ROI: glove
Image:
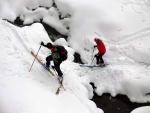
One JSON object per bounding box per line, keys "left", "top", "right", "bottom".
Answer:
{"left": 94, "top": 54, "right": 98, "bottom": 57}
{"left": 40, "top": 41, "right": 44, "bottom": 46}
{"left": 52, "top": 65, "right": 55, "bottom": 69}
{"left": 94, "top": 45, "right": 97, "bottom": 48}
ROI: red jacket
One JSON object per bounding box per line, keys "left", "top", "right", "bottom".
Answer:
{"left": 96, "top": 39, "right": 106, "bottom": 55}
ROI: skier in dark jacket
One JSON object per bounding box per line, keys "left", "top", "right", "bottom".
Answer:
{"left": 40, "top": 41, "right": 67, "bottom": 81}
{"left": 94, "top": 38, "right": 106, "bottom": 65}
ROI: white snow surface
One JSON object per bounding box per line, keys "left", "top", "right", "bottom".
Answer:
{"left": 131, "top": 106, "right": 150, "bottom": 113}
{"left": 0, "top": 0, "right": 150, "bottom": 113}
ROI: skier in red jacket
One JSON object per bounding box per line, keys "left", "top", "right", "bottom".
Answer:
{"left": 94, "top": 38, "right": 106, "bottom": 65}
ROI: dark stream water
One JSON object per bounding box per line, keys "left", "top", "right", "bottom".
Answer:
{"left": 92, "top": 93, "right": 150, "bottom": 113}
{"left": 90, "top": 82, "right": 150, "bottom": 113}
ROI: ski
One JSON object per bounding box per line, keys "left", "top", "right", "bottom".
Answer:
{"left": 31, "top": 51, "right": 65, "bottom": 94}
{"left": 31, "top": 51, "right": 55, "bottom": 76}
{"left": 80, "top": 64, "right": 107, "bottom": 68}
{"left": 53, "top": 70, "right": 66, "bottom": 94}
{"left": 56, "top": 81, "right": 65, "bottom": 95}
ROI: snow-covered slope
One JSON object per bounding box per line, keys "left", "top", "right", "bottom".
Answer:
{"left": 0, "top": 19, "right": 101, "bottom": 113}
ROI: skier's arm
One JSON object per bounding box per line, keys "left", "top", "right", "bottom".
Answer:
{"left": 40, "top": 41, "right": 45, "bottom": 46}
{"left": 40, "top": 41, "right": 49, "bottom": 48}
{"left": 97, "top": 52, "right": 101, "bottom": 55}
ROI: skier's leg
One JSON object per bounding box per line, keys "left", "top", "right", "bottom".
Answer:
{"left": 99, "top": 53, "right": 104, "bottom": 63}
{"left": 46, "top": 55, "right": 53, "bottom": 68}
{"left": 95, "top": 55, "right": 99, "bottom": 64}
{"left": 55, "top": 66, "right": 63, "bottom": 77}
{"left": 54, "top": 62, "right": 63, "bottom": 77}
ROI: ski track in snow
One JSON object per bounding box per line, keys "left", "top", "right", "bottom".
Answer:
{"left": 116, "top": 27, "right": 150, "bottom": 44}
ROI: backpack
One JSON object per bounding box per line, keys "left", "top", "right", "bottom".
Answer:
{"left": 56, "top": 45, "right": 68, "bottom": 61}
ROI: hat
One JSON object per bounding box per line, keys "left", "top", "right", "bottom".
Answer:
{"left": 94, "top": 38, "right": 99, "bottom": 42}
{"left": 46, "top": 43, "right": 53, "bottom": 48}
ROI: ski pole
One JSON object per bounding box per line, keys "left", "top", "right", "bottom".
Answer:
{"left": 86, "top": 56, "right": 95, "bottom": 73}
{"left": 29, "top": 45, "right": 42, "bottom": 72}
{"left": 91, "top": 47, "right": 95, "bottom": 60}
{"left": 86, "top": 47, "right": 95, "bottom": 73}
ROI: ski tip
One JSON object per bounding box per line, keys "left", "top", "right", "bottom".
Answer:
{"left": 56, "top": 88, "right": 60, "bottom": 95}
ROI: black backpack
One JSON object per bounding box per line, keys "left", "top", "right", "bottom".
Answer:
{"left": 56, "top": 45, "right": 68, "bottom": 61}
